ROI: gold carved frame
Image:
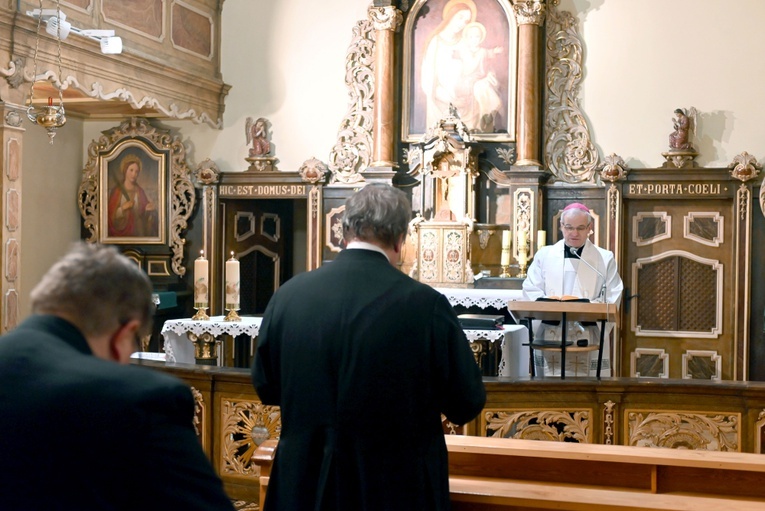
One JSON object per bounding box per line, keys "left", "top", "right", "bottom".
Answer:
{"left": 401, "top": 0, "right": 518, "bottom": 142}
{"left": 78, "top": 117, "right": 195, "bottom": 277}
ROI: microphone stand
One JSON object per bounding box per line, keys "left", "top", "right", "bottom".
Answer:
{"left": 569, "top": 247, "right": 607, "bottom": 303}
{"left": 570, "top": 246, "right": 610, "bottom": 378}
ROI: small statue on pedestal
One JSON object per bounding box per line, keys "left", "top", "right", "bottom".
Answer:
{"left": 662, "top": 107, "right": 698, "bottom": 169}
{"left": 245, "top": 117, "right": 277, "bottom": 171}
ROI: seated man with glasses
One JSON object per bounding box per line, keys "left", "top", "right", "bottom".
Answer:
{"left": 0, "top": 243, "right": 235, "bottom": 510}
{"left": 522, "top": 203, "right": 624, "bottom": 377}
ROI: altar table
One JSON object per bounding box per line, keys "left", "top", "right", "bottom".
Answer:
{"left": 161, "top": 315, "right": 528, "bottom": 376}
{"left": 161, "top": 316, "right": 262, "bottom": 364}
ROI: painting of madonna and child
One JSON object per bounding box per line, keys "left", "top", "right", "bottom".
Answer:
{"left": 404, "top": 0, "right": 517, "bottom": 142}
{"left": 101, "top": 142, "right": 166, "bottom": 244}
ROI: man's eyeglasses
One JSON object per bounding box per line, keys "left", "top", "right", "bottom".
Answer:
{"left": 562, "top": 224, "right": 589, "bottom": 233}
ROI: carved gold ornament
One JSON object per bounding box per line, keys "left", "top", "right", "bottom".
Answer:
{"left": 328, "top": 20, "right": 375, "bottom": 184}
{"left": 485, "top": 408, "right": 591, "bottom": 443}
{"left": 78, "top": 118, "right": 195, "bottom": 276}
{"left": 221, "top": 399, "right": 281, "bottom": 477}
{"left": 544, "top": 2, "right": 599, "bottom": 183}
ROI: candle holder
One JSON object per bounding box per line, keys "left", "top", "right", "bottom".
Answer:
{"left": 189, "top": 332, "right": 220, "bottom": 366}
{"left": 224, "top": 307, "right": 241, "bottom": 322}
{"left": 517, "top": 257, "right": 529, "bottom": 278}
{"left": 191, "top": 307, "right": 210, "bottom": 321}
{"left": 499, "top": 264, "right": 511, "bottom": 278}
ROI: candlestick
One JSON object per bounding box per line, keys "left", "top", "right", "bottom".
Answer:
{"left": 192, "top": 250, "right": 209, "bottom": 320}
{"left": 537, "top": 230, "right": 547, "bottom": 250}
{"left": 224, "top": 251, "right": 241, "bottom": 322}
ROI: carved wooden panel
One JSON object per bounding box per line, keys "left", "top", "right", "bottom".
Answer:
{"left": 682, "top": 350, "right": 721, "bottom": 380}
{"left": 220, "top": 398, "right": 281, "bottom": 479}
{"left": 483, "top": 408, "right": 592, "bottom": 443}
{"left": 685, "top": 211, "right": 723, "bottom": 247}
{"left": 633, "top": 211, "right": 670, "bottom": 246}
{"left": 630, "top": 348, "right": 669, "bottom": 378}
{"left": 626, "top": 410, "right": 739, "bottom": 451}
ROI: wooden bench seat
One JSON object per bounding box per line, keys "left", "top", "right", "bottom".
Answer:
{"left": 450, "top": 475, "right": 765, "bottom": 510}
{"left": 252, "top": 435, "right": 765, "bottom": 509}
{"left": 446, "top": 435, "right": 765, "bottom": 510}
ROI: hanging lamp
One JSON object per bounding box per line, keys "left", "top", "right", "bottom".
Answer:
{"left": 26, "top": 0, "right": 67, "bottom": 144}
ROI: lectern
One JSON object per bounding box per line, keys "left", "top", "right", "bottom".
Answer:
{"left": 507, "top": 300, "right": 618, "bottom": 379}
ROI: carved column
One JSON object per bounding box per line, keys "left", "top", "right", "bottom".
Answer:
{"left": 368, "top": 5, "right": 402, "bottom": 169}
{"left": 512, "top": 1, "right": 546, "bottom": 168}
{"left": 192, "top": 160, "right": 221, "bottom": 315}
{"left": 0, "top": 103, "right": 25, "bottom": 332}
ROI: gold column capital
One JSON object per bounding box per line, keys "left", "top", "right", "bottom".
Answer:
{"left": 512, "top": 0, "right": 547, "bottom": 26}
{"left": 368, "top": 5, "right": 403, "bottom": 32}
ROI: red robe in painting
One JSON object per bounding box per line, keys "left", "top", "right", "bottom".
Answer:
{"left": 108, "top": 185, "right": 155, "bottom": 237}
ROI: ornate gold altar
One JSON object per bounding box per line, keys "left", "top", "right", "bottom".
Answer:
{"left": 407, "top": 110, "right": 479, "bottom": 287}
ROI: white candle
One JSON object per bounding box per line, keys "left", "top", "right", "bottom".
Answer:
{"left": 193, "top": 250, "right": 208, "bottom": 307}
{"left": 225, "top": 252, "right": 240, "bottom": 310}
{"left": 500, "top": 247, "right": 511, "bottom": 267}
{"left": 518, "top": 229, "right": 527, "bottom": 248}
{"left": 501, "top": 230, "right": 511, "bottom": 250}
{"left": 537, "top": 230, "right": 547, "bottom": 250}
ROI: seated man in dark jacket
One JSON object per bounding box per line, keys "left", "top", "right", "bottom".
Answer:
{"left": 0, "top": 242, "right": 235, "bottom": 511}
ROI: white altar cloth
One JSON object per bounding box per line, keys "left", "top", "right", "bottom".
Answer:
{"left": 160, "top": 312, "right": 529, "bottom": 376}
{"left": 161, "top": 316, "right": 262, "bottom": 364}
{"left": 435, "top": 287, "right": 524, "bottom": 309}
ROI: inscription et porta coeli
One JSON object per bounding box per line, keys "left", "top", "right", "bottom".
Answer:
{"left": 627, "top": 183, "right": 725, "bottom": 196}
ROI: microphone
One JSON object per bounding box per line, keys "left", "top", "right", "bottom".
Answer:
{"left": 569, "top": 246, "right": 607, "bottom": 303}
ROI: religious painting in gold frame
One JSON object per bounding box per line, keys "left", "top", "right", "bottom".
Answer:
{"left": 99, "top": 139, "right": 166, "bottom": 245}
{"left": 79, "top": 117, "right": 196, "bottom": 277}
{"left": 401, "top": 0, "right": 518, "bottom": 143}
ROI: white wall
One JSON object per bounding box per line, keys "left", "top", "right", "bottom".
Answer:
{"left": 559, "top": 0, "right": 765, "bottom": 168}
{"left": 20, "top": 116, "right": 84, "bottom": 318}
{"left": 22, "top": 0, "right": 765, "bottom": 319}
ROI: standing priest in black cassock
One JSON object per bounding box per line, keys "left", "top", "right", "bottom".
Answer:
{"left": 252, "top": 183, "right": 486, "bottom": 510}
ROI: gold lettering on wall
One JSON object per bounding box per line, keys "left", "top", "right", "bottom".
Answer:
{"left": 627, "top": 183, "right": 723, "bottom": 196}
{"left": 219, "top": 185, "right": 307, "bottom": 198}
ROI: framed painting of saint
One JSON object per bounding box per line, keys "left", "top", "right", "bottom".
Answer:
{"left": 402, "top": 0, "right": 517, "bottom": 142}
{"left": 99, "top": 139, "right": 167, "bottom": 245}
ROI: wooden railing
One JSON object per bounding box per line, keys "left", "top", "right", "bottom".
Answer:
{"left": 136, "top": 360, "right": 765, "bottom": 503}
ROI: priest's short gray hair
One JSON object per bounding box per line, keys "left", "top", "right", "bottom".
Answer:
{"left": 30, "top": 242, "right": 154, "bottom": 339}
{"left": 342, "top": 183, "right": 411, "bottom": 248}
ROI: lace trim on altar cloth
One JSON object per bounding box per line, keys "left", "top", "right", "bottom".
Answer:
{"left": 161, "top": 316, "right": 262, "bottom": 337}
{"left": 435, "top": 288, "right": 524, "bottom": 310}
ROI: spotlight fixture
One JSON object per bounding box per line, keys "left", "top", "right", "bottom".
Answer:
{"left": 28, "top": 8, "right": 123, "bottom": 55}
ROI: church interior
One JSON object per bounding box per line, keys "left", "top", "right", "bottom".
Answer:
{"left": 3, "top": 0, "right": 765, "bottom": 508}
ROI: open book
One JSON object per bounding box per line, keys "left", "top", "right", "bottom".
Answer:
{"left": 536, "top": 295, "right": 590, "bottom": 302}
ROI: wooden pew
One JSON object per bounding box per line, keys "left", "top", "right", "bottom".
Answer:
{"left": 252, "top": 439, "right": 278, "bottom": 510}
{"left": 447, "top": 435, "right": 765, "bottom": 510}
{"left": 254, "top": 435, "right": 765, "bottom": 510}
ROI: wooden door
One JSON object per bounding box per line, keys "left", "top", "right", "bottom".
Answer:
{"left": 223, "top": 199, "right": 294, "bottom": 315}
{"left": 620, "top": 197, "right": 735, "bottom": 379}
